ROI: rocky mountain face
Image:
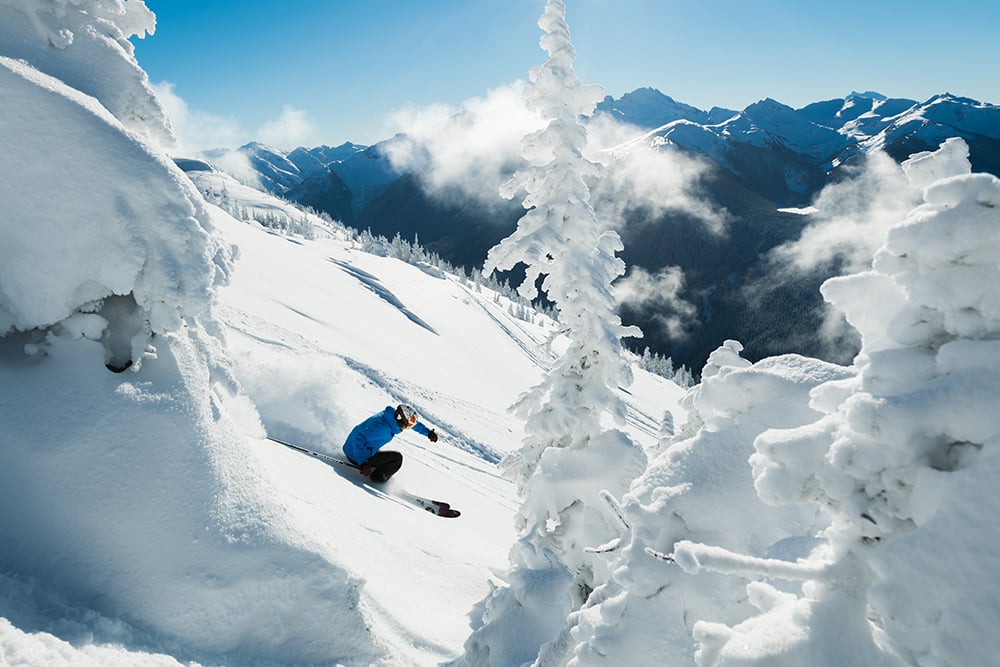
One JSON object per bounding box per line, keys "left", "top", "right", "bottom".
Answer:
{"left": 202, "top": 90, "right": 1000, "bottom": 372}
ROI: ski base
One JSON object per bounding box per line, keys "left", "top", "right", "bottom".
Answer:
{"left": 398, "top": 492, "right": 461, "bottom": 518}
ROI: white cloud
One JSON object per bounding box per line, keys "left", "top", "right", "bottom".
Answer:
{"left": 587, "top": 115, "right": 730, "bottom": 233}
{"left": 153, "top": 83, "right": 318, "bottom": 154}
{"left": 152, "top": 81, "right": 244, "bottom": 155}
{"left": 754, "top": 150, "right": 921, "bottom": 361}
{"left": 383, "top": 82, "right": 546, "bottom": 206}
{"left": 383, "top": 82, "right": 729, "bottom": 233}
{"left": 614, "top": 265, "right": 697, "bottom": 340}
{"left": 256, "top": 106, "right": 317, "bottom": 150}
{"left": 771, "top": 150, "right": 920, "bottom": 274}
{"left": 201, "top": 149, "right": 263, "bottom": 190}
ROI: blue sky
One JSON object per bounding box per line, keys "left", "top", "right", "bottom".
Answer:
{"left": 133, "top": 0, "right": 999, "bottom": 151}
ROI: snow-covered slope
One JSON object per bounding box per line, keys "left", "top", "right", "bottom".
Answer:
{"left": 852, "top": 93, "right": 1000, "bottom": 159}
{"left": 6, "top": 3, "right": 1000, "bottom": 665}
{"left": 0, "top": 65, "right": 683, "bottom": 661}
{"left": 0, "top": 6, "right": 684, "bottom": 663}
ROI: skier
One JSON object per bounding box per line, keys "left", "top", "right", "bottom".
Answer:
{"left": 342, "top": 404, "right": 438, "bottom": 482}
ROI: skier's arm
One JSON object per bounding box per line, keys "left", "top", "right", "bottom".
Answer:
{"left": 413, "top": 422, "right": 437, "bottom": 441}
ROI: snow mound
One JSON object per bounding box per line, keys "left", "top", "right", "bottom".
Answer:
{"left": 0, "top": 57, "right": 231, "bottom": 356}
{"left": 0, "top": 0, "right": 172, "bottom": 145}
{"left": 0, "top": 32, "right": 385, "bottom": 666}
{"left": 553, "top": 345, "right": 852, "bottom": 666}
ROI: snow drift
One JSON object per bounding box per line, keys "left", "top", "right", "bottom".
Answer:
{"left": 0, "top": 3, "right": 382, "bottom": 663}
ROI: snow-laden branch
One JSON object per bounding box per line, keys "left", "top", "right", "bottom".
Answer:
{"left": 648, "top": 540, "right": 833, "bottom": 582}
{"left": 585, "top": 490, "right": 630, "bottom": 554}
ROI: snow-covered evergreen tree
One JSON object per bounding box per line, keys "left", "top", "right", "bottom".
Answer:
{"left": 673, "top": 364, "right": 695, "bottom": 388}
{"left": 484, "top": 0, "right": 644, "bottom": 492}
{"left": 551, "top": 341, "right": 850, "bottom": 666}
{"left": 461, "top": 1, "right": 646, "bottom": 664}
{"left": 658, "top": 409, "right": 674, "bottom": 439}
{"left": 686, "top": 139, "right": 1000, "bottom": 666}
{"left": 638, "top": 346, "right": 676, "bottom": 380}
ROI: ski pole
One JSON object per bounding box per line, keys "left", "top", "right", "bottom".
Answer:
{"left": 265, "top": 435, "right": 360, "bottom": 469}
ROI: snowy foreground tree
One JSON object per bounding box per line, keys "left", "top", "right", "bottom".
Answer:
{"left": 707, "top": 137, "right": 1000, "bottom": 667}
{"left": 556, "top": 342, "right": 853, "bottom": 667}
{"left": 460, "top": 1, "right": 646, "bottom": 664}
{"left": 550, "top": 138, "right": 1000, "bottom": 667}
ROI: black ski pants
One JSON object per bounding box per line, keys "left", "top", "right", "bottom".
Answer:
{"left": 363, "top": 450, "right": 403, "bottom": 483}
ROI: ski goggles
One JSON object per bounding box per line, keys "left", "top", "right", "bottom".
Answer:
{"left": 396, "top": 407, "right": 417, "bottom": 428}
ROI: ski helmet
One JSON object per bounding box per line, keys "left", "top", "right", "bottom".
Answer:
{"left": 395, "top": 404, "right": 417, "bottom": 428}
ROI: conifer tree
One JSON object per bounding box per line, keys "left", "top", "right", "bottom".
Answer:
{"left": 464, "top": 2, "right": 646, "bottom": 664}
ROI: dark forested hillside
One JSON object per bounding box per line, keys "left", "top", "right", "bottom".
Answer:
{"left": 215, "top": 90, "right": 1000, "bottom": 373}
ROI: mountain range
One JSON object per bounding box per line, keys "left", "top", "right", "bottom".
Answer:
{"left": 188, "top": 89, "right": 1000, "bottom": 373}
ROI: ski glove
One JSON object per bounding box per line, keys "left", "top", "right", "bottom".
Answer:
{"left": 428, "top": 430, "right": 438, "bottom": 443}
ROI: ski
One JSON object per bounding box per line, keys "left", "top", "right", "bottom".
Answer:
{"left": 397, "top": 491, "right": 461, "bottom": 518}
{"left": 265, "top": 435, "right": 460, "bottom": 518}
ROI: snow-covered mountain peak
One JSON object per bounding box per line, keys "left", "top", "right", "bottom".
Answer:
{"left": 597, "top": 86, "right": 713, "bottom": 128}
{"left": 722, "top": 96, "right": 850, "bottom": 162}
{"left": 846, "top": 90, "right": 888, "bottom": 102}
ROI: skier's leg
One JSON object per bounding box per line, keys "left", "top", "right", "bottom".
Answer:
{"left": 365, "top": 450, "right": 403, "bottom": 483}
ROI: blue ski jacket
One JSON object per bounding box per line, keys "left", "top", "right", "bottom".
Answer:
{"left": 342, "top": 406, "right": 431, "bottom": 465}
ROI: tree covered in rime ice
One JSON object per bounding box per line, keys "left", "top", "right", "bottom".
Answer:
{"left": 0, "top": 0, "right": 231, "bottom": 351}
{"left": 597, "top": 138, "right": 1000, "bottom": 667}
{"left": 512, "top": 138, "right": 1000, "bottom": 667}
{"left": 0, "top": 0, "right": 173, "bottom": 146}
{"left": 552, "top": 341, "right": 852, "bottom": 667}
{"left": 699, "top": 137, "right": 1000, "bottom": 667}
{"left": 461, "top": 2, "right": 646, "bottom": 665}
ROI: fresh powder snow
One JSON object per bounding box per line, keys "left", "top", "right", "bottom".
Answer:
{"left": 2, "top": 1, "right": 999, "bottom": 666}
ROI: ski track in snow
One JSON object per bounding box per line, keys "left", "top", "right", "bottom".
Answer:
{"left": 218, "top": 302, "right": 509, "bottom": 470}
{"left": 340, "top": 355, "right": 504, "bottom": 464}
{"left": 220, "top": 292, "right": 663, "bottom": 498}
{"left": 217, "top": 305, "right": 333, "bottom": 357}
{"left": 217, "top": 303, "right": 520, "bottom": 510}
{"left": 400, "top": 441, "right": 519, "bottom": 513}
{"left": 444, "top": 277, "right": 666, "bottom": 447}
{"left": 339, "top": 354, "right": 521, "bottom": 510}
{"left": 328, "top": 258, "right": 439, "bottom": 335}
{"left": 456, "top": 277, "right": 554, "bottom": 368}
{"left": 622, "top": 395, "right": 662, "bottom": 441}
{"left": 272, "top": 298, "right": 334, "bottom": 327}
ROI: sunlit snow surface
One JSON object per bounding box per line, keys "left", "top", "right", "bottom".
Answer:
{"left": 6, "top": 1, "right": 999, "bottom": 664}
{"left": 0, "top": 133, "right": 681, "bottom": 665}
